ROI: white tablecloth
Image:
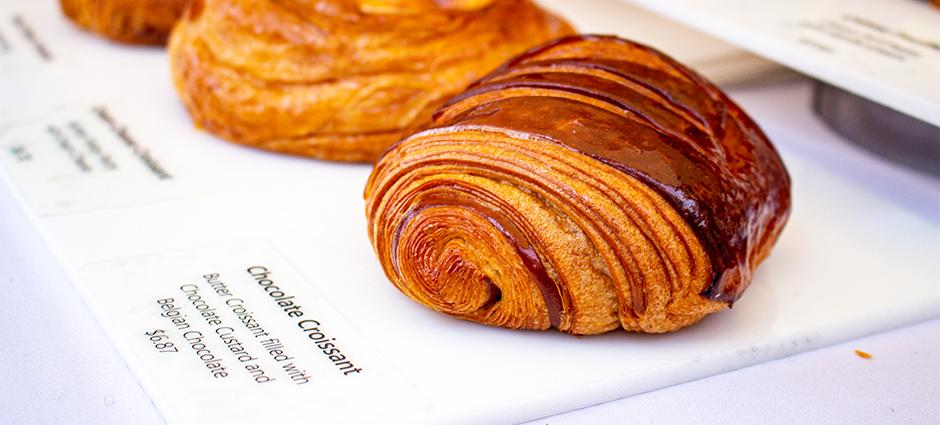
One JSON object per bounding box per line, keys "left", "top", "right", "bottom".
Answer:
{"left": 1, "top": 80, "right": 938, "bottom": 425}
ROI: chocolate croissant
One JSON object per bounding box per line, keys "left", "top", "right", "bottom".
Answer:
{"left": 168, "top": 0, "right": 573, "bottom": 162}
{"left": 365, "top": 35, "right": 791, "bottom": 334}
{"left": 60, "top": 0, "right": 188, "bottom": 45}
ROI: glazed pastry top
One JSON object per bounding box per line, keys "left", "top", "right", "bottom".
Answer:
{"left": 182, "top": 0, "right": 572, "bottom": 83}
{"left": 408, "top": 35, "right": 791, "bottom": 304}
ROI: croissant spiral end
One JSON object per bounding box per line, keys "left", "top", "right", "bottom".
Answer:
{"left": 366, "top": 35, "right": 791, "bottom": 335}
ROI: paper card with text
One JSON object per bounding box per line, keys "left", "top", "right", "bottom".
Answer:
{"left": 0, "top": 2, "right": 169, "bottom": 113}
{"left": 0, "top": 105, "right": 200, "bottom": 216}
{"left": 0, "top": 9, "right": 57, "bottom": 75}
{"left": 77, "top": 240, "right": 430, "bottom": 425}
{"left": 622, "top": 0, "right": 940, "bottom": 125}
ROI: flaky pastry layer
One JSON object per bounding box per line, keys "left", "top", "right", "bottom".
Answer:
{"left": 168, "top": 0, "right": 573, "bottom": 162}
{"left": 61, "top": 0, "right": 188, "bottom": 45}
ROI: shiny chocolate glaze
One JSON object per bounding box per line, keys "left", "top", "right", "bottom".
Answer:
{"left": 423, "top": 35, "right": 791, "bottom": 304}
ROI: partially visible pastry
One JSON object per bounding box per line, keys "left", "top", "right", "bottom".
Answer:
{"left": 168, "top": 0, "right": 573, "bottom": 162}
{"left": 365, "top": 35, "right": 791, "bottom": 334}
{"left": 61, "top": 0, "right": 188, "bottom": 45}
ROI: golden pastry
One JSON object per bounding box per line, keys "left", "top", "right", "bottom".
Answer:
{"left": 365, "top": 35, "right": 792, "bottom": 335}
{"left": 168, "top": 0, "right": 573, "bottom": 162}
{"left": 61, "top": 0, "right": 188, "bottom": 45}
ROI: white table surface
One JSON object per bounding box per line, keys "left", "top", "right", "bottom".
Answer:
{"left": 1, "top": 78, "right": 938, "bottom": 424}
{"left": 1, "top": 0, "right": 939, "bottom": 421}
{"left": 0, "top": 12, "right": 940, "bottom": 408}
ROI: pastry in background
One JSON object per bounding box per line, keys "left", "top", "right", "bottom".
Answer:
{"left": 366, "top": 35, "right": 791, "bottom": 335}
{"left": 60, "top": 0, "right": 188, "bottom": 45}
{"left": 168, "top": 0, "right": 573, "bottom": 162}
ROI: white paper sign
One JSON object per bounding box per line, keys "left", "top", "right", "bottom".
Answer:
{"left": 77, "top": 240, "right": 429, "bottom": 425}
{"left": 0, "top": 105, "right": 197, "bottom": 215}
{"left": 621, "top": 0, "right": 940, "bottom": 125}
{"left": 0, "top": 10, "right": 56, "bottom": 74}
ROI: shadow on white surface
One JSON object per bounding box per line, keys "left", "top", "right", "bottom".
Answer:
{"left": 729, "top": 80, "right": 940, "bottom": 226}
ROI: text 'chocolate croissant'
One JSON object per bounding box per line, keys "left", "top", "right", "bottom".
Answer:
{"left": 366, "top": 35, "right": 791, "bottom": 335}
{"left": 61, "top": 0, "right": 188, "bottom": 45}
{"left": 168, "top": 0, "right": 572, "bottom": 162}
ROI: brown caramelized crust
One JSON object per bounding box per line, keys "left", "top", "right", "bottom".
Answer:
{"left": 60, "top": 0, "right": 188, "bottom": 45}
{"left": 365, "top": 35, "right": 791, "bottom": 334}
{"left": 167, "top": 0, "right": 573, "bottom": 162}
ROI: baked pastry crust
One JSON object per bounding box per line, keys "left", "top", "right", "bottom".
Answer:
{"left": 366, "top": 35, "right": 791, "bottom": 334}
{"left": 170, "top": 0, "right": 571, "bottom": 161}
{"left": 168, "top": 0, "right": 573, "bottom": 162}
{"left": 61, "top": 0, "right": 188, "bottom": 45}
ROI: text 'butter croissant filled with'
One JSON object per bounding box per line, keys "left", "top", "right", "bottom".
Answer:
{"left": 168, "top": 0, "right": 573, "bottom": 162}
{"left": 61, "top": 0, "right": 189, "bottom": 45}
{"left": 366, "top": 35, "right": 792, "bottom": 335}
